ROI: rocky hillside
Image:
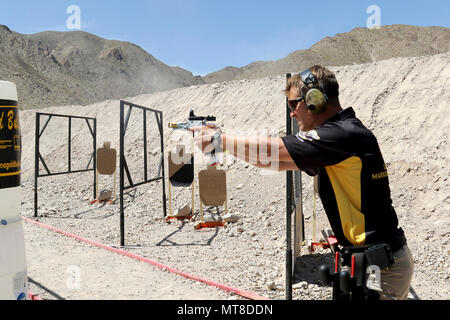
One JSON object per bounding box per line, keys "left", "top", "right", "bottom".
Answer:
{"left": 0, "top": 25, "right": 204, "bottom": 110}
{"left": 203, "top": 25, "right": 450, "bottom": 83}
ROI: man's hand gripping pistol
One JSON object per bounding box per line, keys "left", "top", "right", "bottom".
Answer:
{"left": 169, "top": 110, "right": 221, "bottom": 166}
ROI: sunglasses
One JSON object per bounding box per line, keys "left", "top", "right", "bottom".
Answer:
{"left": 287, "top": 96, "right": 305, "bottom": 112}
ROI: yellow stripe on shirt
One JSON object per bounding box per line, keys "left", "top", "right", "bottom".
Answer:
{"left": 325, "top": 156, "right": 366, "bottom": 245}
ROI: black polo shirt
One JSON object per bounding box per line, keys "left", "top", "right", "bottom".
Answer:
{"left": 282, "top": 107, "right": 405, "bottom": 248}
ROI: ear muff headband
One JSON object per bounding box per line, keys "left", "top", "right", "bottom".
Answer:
{"left": 299, "top": 69, "right": 328, "bottom": 114}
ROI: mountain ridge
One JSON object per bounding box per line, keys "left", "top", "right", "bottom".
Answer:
{"left": 1, "top": 24, "right": 449, "bottom": 109}
{"left": 202, "top": 24, "right": 450, "bottom": 83}
{"left": 0, "top": 25, "right": 204, "bottom": 109}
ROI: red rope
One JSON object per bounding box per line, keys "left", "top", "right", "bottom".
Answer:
{"left": 23, "top": 217, "right": 267, "bottom": 300}
{"left": 28, "top": 291, "right": 42, "bottom": 300}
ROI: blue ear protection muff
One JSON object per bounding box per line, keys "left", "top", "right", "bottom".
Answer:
{"left": 299, "top": 69, "right": 328, "bottom": 114}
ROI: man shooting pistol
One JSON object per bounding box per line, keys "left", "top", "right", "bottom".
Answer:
{"left": 190, "top": 65, "right": 413, "bottom": 300}
{"left": 169, "top": 110, "right": 221, "bottom": 166}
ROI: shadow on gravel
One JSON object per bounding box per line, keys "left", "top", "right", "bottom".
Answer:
{"left": 31, "top": 201, "right": 115, "bottom": 220}
{"left": 28, "top": 277, "right": 66, "bottom": 300}
{"left": 35, "top": 188, "right": 137, "bottom": 220}
{"left": 73, "top": 207, "right": 115, "bottom": 219}
{"left": 34, "top": 209, "right": 115, "bottom": 220}
{"left": 293, "top": 252, "right": 335, "bottom": 286}
{"left": 156, "top": 221, "right": 220, "bottom": 247}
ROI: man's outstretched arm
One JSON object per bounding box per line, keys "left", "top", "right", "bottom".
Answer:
{"left": 192, "top": 126, "right": 299, "bottom": 171}
{"left": 222, "top": 134, "right": 298, "bottom": 171}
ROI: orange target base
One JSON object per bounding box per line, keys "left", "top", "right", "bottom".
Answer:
{"left": 194, "top": 221, "right": 227, "bottom": 230}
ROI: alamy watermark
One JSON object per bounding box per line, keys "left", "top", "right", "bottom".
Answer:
{"left": 171, "top": 129, "right": 282, "bottom": 173}
{"left": 366, "top": 5, "right": 381, "bottom": 29}
{"left": 66, "top": 5, "right": 82, "bottom": 30}
{"left": 66, "top": 265, "right": 81, "bottom": 290}
{"left": 366, "top": 265, "right": 383, "bottom": 292}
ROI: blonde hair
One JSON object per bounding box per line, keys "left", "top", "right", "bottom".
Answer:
{"left": 285, "top": 65, "right": 339, "bottom": 102}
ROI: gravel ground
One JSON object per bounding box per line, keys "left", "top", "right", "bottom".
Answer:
{"left": 24, "top": 220, "right": 240, "bottom": 300}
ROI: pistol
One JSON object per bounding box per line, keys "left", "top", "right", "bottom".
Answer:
{"left": 169, "top": 110, "right": 220, "bottom": 166}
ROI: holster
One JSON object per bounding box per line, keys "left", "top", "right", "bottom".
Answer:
{"left": 364, "top": 243, "right": 395, "bottom": 269}
{"left": 340, "top": 243, "right": 395, "bottom": 288}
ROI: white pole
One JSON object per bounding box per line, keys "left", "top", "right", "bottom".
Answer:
{"left": 0, "top": 81, "right": 29, "bottom": 300}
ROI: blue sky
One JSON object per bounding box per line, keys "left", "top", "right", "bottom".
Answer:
{"left": 1, "top": 0, "right": 448, "bottom": 75}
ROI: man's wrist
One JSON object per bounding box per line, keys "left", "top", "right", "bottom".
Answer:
{"left": 211, "top": 130, "right": 223, "bottom": 149}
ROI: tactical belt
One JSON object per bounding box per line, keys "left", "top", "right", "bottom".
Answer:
{"left": 337, "top": 243, "right": 394, "bottom": 293}
{"left": 340, "top": 230, "right": 407, "bottom": 269}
